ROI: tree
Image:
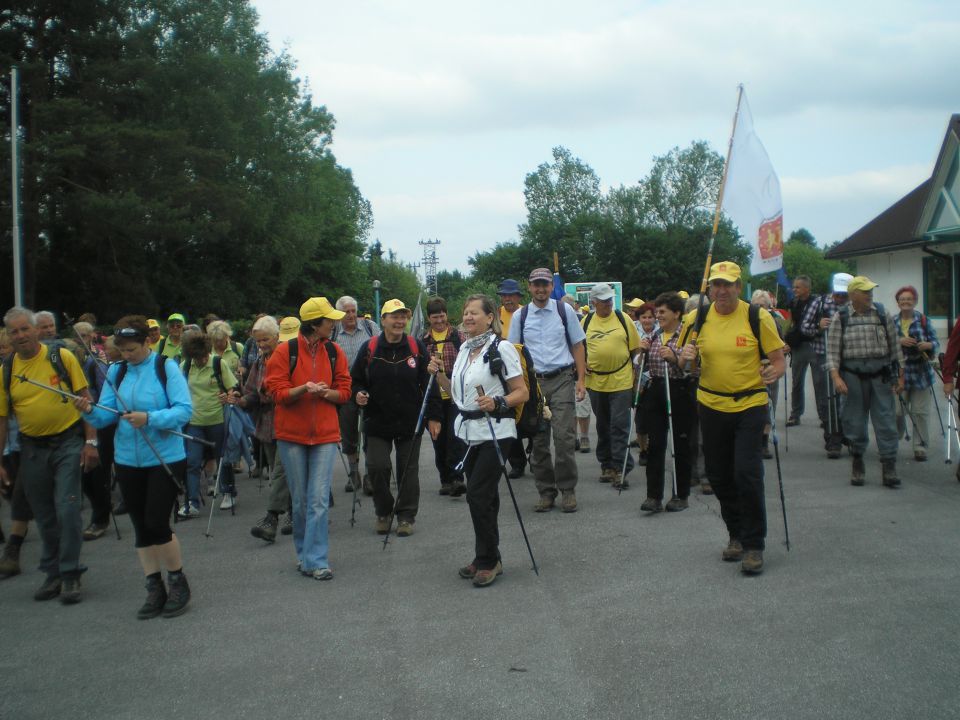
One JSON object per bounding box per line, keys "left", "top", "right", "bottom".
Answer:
{"left": 639, "top": 141, "right": 724, "bottom": 230}
{"left": 786, "top": 228, "right": 817, "bottom": 248}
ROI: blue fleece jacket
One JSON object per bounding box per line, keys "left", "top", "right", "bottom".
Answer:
{"left": 85, "top": 353, "right": 193, "bottom": 467}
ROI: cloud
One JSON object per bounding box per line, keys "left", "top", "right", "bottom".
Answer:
{"left": 370, "top": 189, "right": 524, "bottom": 218}
{"left": 782, "top": 163, "right": 932, "bottom": 204}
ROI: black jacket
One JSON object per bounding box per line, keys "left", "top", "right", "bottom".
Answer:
{"left": 350, "top": 334, "right": 441, "bottom": 439}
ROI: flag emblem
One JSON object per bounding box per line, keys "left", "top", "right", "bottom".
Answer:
{"left": 758, "top": 214, "right": 783, "bottom": 260}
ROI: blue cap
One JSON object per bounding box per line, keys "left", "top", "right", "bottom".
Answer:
{"left": 497, "top": 279, "right": 522, "bottom": 295}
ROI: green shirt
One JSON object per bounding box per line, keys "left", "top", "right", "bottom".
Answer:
{"left": 161, "top": 337, "right": 182, "bottom": 360}
{"left": 214, "top": 342, "right": 242, "bottom": 377}
{"left": 182, "top": 357, "right": 237, "bottom": 426}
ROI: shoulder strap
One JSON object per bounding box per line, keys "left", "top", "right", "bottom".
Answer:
{"left": 407, "top": 335, "right": 419, "bottom": 358}
{"left": 212, "top": 355, "right": 227, "bottom": 394}
{"left": 519, "top": 305, "right": 529, "bottom": 345}
{"left": 582, "top": 311, "right": 594, "bottom": 334}
{"left": 115, "top": 360, "right": 129, "bottom": 388}
{"left": 748, "top": 303, "right": 766, "bottom": 360}
{"left": 364, "top": 318, "right": 377, "bottom": 336}
{"left": 182, "top": 356, "right": 192, "bottom": 377}
{"left": 614, "top": 310, "right": 629, "bottom": 345}
{"left": 47, "top": 345, "right": 74, "bottom": 393}
{"left": 325, "top": 340, "right": 338, "bottom": 376}
{"left": 157, "top": 337, "right": 166, "bottom": 355}
{"left": 556, "top": 299, "right": 572, "bottom": 349}
{"left": 288, "top": 338, "right": 299, "bottom": 378}
{"left": 366, "top": 335, "right": 379, "bottom": 365}
{"left": 2, "top": 355, "right": 13, "bottom": 397}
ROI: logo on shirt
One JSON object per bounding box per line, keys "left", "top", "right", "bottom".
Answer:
{"left": 406, "top": 356, "right": 417, "bottom": 369}
{"left": 736, "top": 335, "right": 748, "bottom": 347}
{"left": 50, "top": 374, "right": 61, "bottom": 386}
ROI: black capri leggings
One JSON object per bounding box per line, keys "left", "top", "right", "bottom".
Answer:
{"left": 116, "top": 461, "right": 185, "bottom": 548}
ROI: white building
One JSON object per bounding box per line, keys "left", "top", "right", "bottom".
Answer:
{"left": 827, "top": 115, "right": 960, "bottom": 337}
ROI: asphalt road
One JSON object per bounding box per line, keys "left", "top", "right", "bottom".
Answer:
{"left": 3, "top": 378, "right": 960, "bottom": 720}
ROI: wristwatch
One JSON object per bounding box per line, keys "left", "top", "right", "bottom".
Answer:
{"left": 85, "top": 439, "right": 99, "bottom": 448}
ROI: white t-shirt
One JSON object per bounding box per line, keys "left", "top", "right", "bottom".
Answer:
{"left": 451, "top": 336, "right": 522, "bottom": 445}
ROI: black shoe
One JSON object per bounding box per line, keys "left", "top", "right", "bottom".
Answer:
{"left": 438, "top": 484, "right": 452, "bottom": 496}
{"left": 138, "top": 576, "right": 167, "bottom": 619}
{"left": 786, "top": 417, "right": 800, "bottom": 427}
{"left": 449, "top": 480, "right": 467, "bottom": 497}
{"left": 34, "top": 575, "right": 61, "bottom": 601}
{"left": 250, "top": 513, "right": 278, "bottom": 543}
{"left": 362, "top": 475, "right": 374, "bottom": 496}
{"left": 638, "top": 450, "right": 648, "bottom": 467}
{"left": 507, "top": 466, "right": 524, "bottom": 479}
{"left": 162, "top": 572, "right": 191, "bottom": 618}
{"left": 60, "top": 576, "right": 82, "bottom": 605}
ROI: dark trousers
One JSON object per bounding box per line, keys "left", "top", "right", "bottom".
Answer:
{"left": 464, "top": 439, "right": 512, "bottom": 570}
{"left": 4, "top": 452, "right": 34, "bottom": 522}
{"left": 81, "top": 463, "right": 111, "bottom": 526}
{"left": 432, "top": 399, "right": 465, "bottom": 486}
{"left": 116, "top": 462, "right": 185, "bottom": 548}
{"left": 507, "top": 438, "right": 527, "bottom": 473}
{"left": 699, "top": 404, "right": 767, "bottom": 550}
{"left": 588, "top": 388, "right": 635, "bottom": 476}
{"left": 644, "top": 378, "right": 695, "bottom": 500}
{"left": 366, "top": 434, "right": 422, "bottom": 522}
{"left": 790, "top": 342, "right": 816, "bottom": 420}
{"left": 338, "top": 399, "right": 360, "bottom": 457}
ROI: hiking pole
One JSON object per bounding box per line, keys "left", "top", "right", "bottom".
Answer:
{"left": 766, "top": 392, "right": 790, "bottom": 551}
{"left": 382, "top": 373, "right": 435, "bottom": 549}
{"left": 352, "top": 409, "right": 366, "bottom": 527}
{"left": 477, "top": 386, "right": 539, "bottom": 575}
{"left": 897, "top": 394, "right": 926, "bottom": 448}
{"left": 917, "top": 355, "right": 946, "bottom": 437}
{"left": 619, "top": 352, "right": 645, "bottom": 496}
{"left": 946, "top": 398, "right": 953, "bottom": 464}
{"left": 663, "top": 373, "right": 679, "bottom": 501}
{"left": 336, "top": 443, "right": 359, "bottom": 528}
{"left": 783, "top": 371, "right": 789, "bottom": 452}
{"left": 204, "top": 404, "right": 232, "bottom": 538}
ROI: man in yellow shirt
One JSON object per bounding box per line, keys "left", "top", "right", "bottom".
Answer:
{"left": 147, "top": 319, "right": 164, "bottom": 352}
{"left": 679, "top": 262, "right": 785, "bottom": 575}
{"left": 582, "top": 283, "right": 641, "bottom": 488}
{"left": 0, "top": 306, "right": 99, "bottom": 604}
{"left": 496, "top": 279, "right": 523, "bottom": 340}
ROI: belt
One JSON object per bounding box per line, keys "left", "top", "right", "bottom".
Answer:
{"left": 20, "top": 421, "right": 83, "bottom": 446}
{"left": 698, "top": 385, "right": 767, "bottom": 402}
{"left": 535, "top": 365, "right": 574, "bottom": 380}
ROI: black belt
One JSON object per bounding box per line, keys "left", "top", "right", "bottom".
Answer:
{"left": 20, "top": 421, "right": 83, "bottom": 446}
{"left": 459, "top": 409, "right": 511, "bottom": 421}
{"left": 535, "top": 365, "right": 573, "bottom": 380}
{"left": 698, "top": 385, "right": 767, "bottom": 402}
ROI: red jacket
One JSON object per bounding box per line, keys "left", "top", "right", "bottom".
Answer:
{"left": 264, "top": 336, "right": 351, "bottom": 445}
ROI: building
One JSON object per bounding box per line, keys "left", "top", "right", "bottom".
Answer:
{"left": 826, "top": 115, "right": 960, "bottom": 334}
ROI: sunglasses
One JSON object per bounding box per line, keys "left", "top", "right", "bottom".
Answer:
{"left": 114, "top": 327, "right": 146, "bottom": 340}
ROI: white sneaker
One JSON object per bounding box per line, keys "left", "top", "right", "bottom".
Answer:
{"left": 220, "top": 495, "right": 236, "bottom": 510}
{"left": 178, "top": 503, "right": 200, "bottom": 519}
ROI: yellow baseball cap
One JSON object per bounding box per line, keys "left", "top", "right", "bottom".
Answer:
{"left": 677, "top": 290, "right": 690, "bottom": 300}
{"left": 299, "top": 297, "right": 345, "bottom": 322}
{"left": 624, "top": 297, "right": 644, "bottom": 309}
{"left": 147, "top": 319, "right": 160, "bottom": 329}
{"left": 708, "top": 261, "right": 742, "bottom": 283}
{"left": 847, "top": 276, "right": 879, "bottom": 293}
{"left": 278, "top": 316, "right": 301, "bottom": 341}
{"left": 380, "top": 299, "right": 411, "bottom": 316}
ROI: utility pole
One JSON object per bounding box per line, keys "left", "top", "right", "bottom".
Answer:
{"left": 419, "top": 239, "right": 440, "bottom": 296}
{"left": 10, "top": 66, "right": 23, "bottom": 306}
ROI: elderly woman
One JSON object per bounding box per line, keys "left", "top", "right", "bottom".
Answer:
{"left": 894, "top": 285, "right": 939, "bottom": 461}
{"left": 632, "top": 302, "right": 658, "bottom": 461}
{"left": 74, "top": 315, "right": 194, "bottom": 618}
{"left": 241, "top": 316, "right": 293, "bottom": 542}
{"left": 178, "top": 332, "right": 239, "bottom": 517}
{"left": 208, "top": 320, "right": 243, "bottom": 378}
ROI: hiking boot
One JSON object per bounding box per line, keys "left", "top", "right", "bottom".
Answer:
{"left": 473, "top": 561, "right": 503, "bottom": 587}
{"left": 722, "top": 537, "right": 743, "bottom": 562}
{"left": 534, "top": 495, "right": 555, "bottom": 512}
{"left": 611, "top": 473, "right": 628, "bottom": 490}
{"left": 0, "top": 542, "right": 22, "bottom": 579}
{"left": 375, "top": 516, "right": 392, "bottom": 535}
{"left": 741, "top": 549, "right": 764, "bottom": 575}
{"left": 761, "top": 435, "right": 773, "bottom": 459}
{"left": 640, "top": 497, "right": 663, "bottom": 513}
{"left": 137, "top": 575, "right": 167, "bottom": 620}
{"left": 826, "top": 446, "right": 842, "bottom": 459}
{"left": 250, "top": 513, "right": 278, "bottom": 543}
{"left": 560, "top": 491, "right": 578, "bottom": 513}
{"left": 449, "top": 480, "right": 467, "bottom": 497}
{"left": 280, "top": 513, "right": 293, "bottom": 536}
{"left": 507, "top": 466, "right": 524, "bottom": 479}
{"left": 362, "top": 474, "right": 374, "bottom": 496}
{"left": 851, "top": 455, "right": 865, "bottom": 486}
{"left": 83, "top": 522, "right": 109, "bottom": 541}
{"left": 438, "top": 484, "right": 452, "bottom": 496}
{"left": 786, "top": 417, "right": 800, "bottom": 427}
{"left": 701, "top": 481, "right": 714, "bottom": 495}
{"left": 579, "top": 438, "right": 590, "bottom": 454}
{"left": 162, "top": 571, "right": 191, "bottom": 618}
{"left": 881, "top": 460, "right": 900, "bottom": 488}
{"left": 60, "top": 576, "right": 82, "bottom": 605}
{"left": 34, "top": 575, "right": 62, "bottom": 601}
{"left": 396, "top": 520, "right": 414, "bottom": 537}
{"left": 177, "top": 502, "right": 200, "bottom": 519}
{"left": 459, "top": 562, "right": 478, "bottom": 579}
{"left": 599, "top": 467, "right": 615, "bottom": 483}
{"left": 310, "top": 568, "right": 334, "bottom": 581}
{"left": 665, "top": 497, "right": 688, "bottom": 512}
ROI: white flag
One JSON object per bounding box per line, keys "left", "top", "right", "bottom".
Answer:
{"left": 722, "top": 90, "right": 783, "bottom": 276}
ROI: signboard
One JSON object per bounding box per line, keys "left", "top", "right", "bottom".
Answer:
{"left": 564, "top": 282, "right": 623, "bottom": 312}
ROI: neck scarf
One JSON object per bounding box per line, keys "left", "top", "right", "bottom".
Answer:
{"left": 462, "top": 329, "right": 494, "bottom": 352}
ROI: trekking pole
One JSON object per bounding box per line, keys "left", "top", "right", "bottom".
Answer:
{"left": 382, "top": 373, "right": 435, "bottom": 549}
{"left": 352, "top": 409, "right": 365, "bottom": 526}
{"left": 619, "top": 352, "right": 645, "bottom": 496}
{"left": 335, "top": 443, "right": 359, "bottom": 528}
{"left": 107, "top": 463, "right": 121, "bottom": 539}
{"left": 204, "top": 404, "right": 232, "bottom": 538}
{"left": 918, "top": 355, "right": 946, "bottom": 437}
{"left": 766, "top": 391, "right": 790, "bottom": 551}
{"left": 477, "top": 387, "right": 539, "bottom": 575}
{"left": 897, "top": 393, "right": 926, "bottom": 448}
{"left": 946, "top": 398, "right": 953, "bottom": 464}
{"left": 783, "top": 371, "right": 789, "bottom": 452}
{"left": 663, "top": 372, "right": 679, "bottom": 501}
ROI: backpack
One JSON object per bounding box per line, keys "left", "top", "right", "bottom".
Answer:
{"left": 286, "top": 337, "right": 340, "bottom": 378}
{"left": 518, "top": 299, "right": 573, "bottom": 351}
{"left": 581, "top": 309, "right": 632, "bottom": 375}
{"left": 365, "top": 335, "right": 420, "bottom": 368}
{"left": 688, "top": 301, "right": 766, "bottom": 361}
{"left": 182, "top": 355, "right": 228, "bottom": 394}
{"left": 836, "top": 302, "right": 891, "bottom": 366}
{"left": 115, "top": 354, "right": 171, "bottom": 406}
{"left": 2, "top": 341, "right": 75, "bottom": 402}
{"left": 486, "top": 338, "right": 546, "bottom": 439}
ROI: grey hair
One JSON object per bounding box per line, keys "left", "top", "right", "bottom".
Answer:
{"left": 750, "top": 290, "right": 773, "bottom": 309}
{"left": 4, "top": 306, "right": 36, "bottom": 327}
{"left": 207, "top": 320, "right": 233, "bottom": 341}
{"left": 252, "top": 315, "right": 280, "bottom": 337}
{"left": 336, "top": 296, "right": 358, "bottom": 311}
{"left": 73, "top": 321, "right": 94, "bottom": 335}
{"left": 684, "top": 294, "right": 701, "bottom": 313}
{"left": 36, "top": 310, "right": 56, "bottom": 325}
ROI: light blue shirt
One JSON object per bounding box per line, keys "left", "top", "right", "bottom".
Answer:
{"left": 507, "top": 299, "right": 586, "bottom": 373}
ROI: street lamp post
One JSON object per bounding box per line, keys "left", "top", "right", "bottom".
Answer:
{"left": 372, "top": 280, "right": 381, "bottom": 327}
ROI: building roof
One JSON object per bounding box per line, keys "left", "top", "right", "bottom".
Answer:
{"left": 826, "top": 114, "right": 960, "bottom": 260}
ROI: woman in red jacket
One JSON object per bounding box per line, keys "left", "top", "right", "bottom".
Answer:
{"left": 264, "top": 297, "right": 351, "bottom": 581}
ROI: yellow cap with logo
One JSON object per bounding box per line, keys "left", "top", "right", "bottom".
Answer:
{"left": 846, "top": 276, "right": 879, "bottom": 293}
{"left": 380, "top": 299, "right": 411, "bottom": 316}
{"left": 299, "top": 297, "right": 345, "bottom": 322}
{"left": 708, "top": 261, "right": 741, "bottom": 283}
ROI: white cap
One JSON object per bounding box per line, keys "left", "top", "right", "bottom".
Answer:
{"left": 832, "top": 273, "right": 853, "bottom": 293}
{"left": 589, "top": 283, "right": 615, "bottom": 302}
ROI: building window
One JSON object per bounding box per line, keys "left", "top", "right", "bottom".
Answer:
{"left": 923, "top": 254, "right": 951, "bottom": 317}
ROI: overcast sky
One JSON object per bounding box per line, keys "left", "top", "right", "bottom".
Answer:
{"left": 250, "top": 0, "right": 958, "bottom": 276}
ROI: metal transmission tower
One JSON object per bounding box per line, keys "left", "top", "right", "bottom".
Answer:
{"left": 419, "top": 239, "right": 440, "bottom": 295}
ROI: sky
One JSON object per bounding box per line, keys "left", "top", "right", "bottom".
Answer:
{"left": 250, "top": 0, "right": 959, "bottom": 277}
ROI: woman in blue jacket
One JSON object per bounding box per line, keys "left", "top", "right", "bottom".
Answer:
{"left": 74, "top": 315, "right": 194, "bottom": 619}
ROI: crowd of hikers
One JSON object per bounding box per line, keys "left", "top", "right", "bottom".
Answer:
{"left": 1, "top": 261, "right": 955, "bottom": 615}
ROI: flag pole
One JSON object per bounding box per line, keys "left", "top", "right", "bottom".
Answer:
{"left": 553, "top": 251, "right": 559, "bottom": 274}
{"left": 684, "top": 84, "right": 745, "bottom": 365}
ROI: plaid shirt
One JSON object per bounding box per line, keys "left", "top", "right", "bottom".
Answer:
{"left": 333, "top": 319, "right": 380, "bottom": 367}
{"left": 800, "top": 294, "right": 838, "bottom": 356}
{"left": 825, "top": 303, "right": 903, "bottom": 371}
{"left": 897, "top": 310, "right": 939, "bottom": 390}
{"left": 646, "top": 324, "right": 686, "bottom": 380}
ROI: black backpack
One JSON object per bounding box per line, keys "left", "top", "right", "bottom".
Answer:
{"left": 115, "top": 354, "right": 172, "bottom": 406}
{"left": 518, "top": 299, "right": 573, "bottom": 350}
{"left": 287, "top": 337, "right": 339, "bottom": 378}
{"left": 182, "top": 355, "right": 228, "bottom": 393}
{"left": 581, "top": 309, "right": 632, "bottom": 375}
{"left": 688, "top": 301, "right": 767, "bottom": 360}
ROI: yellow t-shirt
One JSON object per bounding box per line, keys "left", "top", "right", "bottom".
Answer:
{"left": 149, "top": 335, "right": 166, "bottom": 353}
{"left": 582, "top": 311, "right": 641, "bottom": 392}
{"left": 899, "top": 317, "right": 910, "bottom": 338}
{"left": 431, "top": 329, "right": 451, "bottom": 400}
{"left": 499, "top": 306, "right": 515, "bottom": 340}
{"left": 0, "top": 344, "right": 89, "bottom": 436}
{"left": 683, "top": 301, "right": 784, "bottom": 413}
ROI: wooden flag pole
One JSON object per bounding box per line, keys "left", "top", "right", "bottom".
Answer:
{"left": 553, "top": 251, "right": 559, "bottom": 274}
{"left": 683, "top": 84, "right": 745, "bottom": 366}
